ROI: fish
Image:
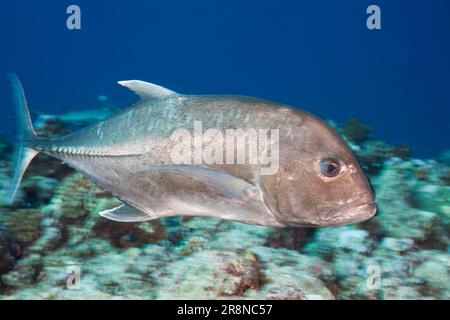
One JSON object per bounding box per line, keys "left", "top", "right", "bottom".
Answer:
{"left": 5, "top": 74, "right": 376, "bottom": 227}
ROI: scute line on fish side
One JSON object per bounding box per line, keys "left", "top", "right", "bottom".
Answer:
{"left": 37, "top": 143, "right": 144, "bottom": 159}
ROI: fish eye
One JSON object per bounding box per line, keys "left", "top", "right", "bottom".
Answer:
{"left": 320, "top": 158, "right": 341, "bottom": 177}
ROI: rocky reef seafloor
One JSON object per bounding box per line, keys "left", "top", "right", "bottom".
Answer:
{"left": 0, "top": 117, "right": 449, "bottom": 300}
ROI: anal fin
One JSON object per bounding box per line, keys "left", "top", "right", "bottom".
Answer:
{"left": 99, "top": 203, "right": 152, "bottom": 222}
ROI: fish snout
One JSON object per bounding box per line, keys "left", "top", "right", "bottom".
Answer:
{"left": 342, "top": 201, "right": 377, "bottom": 223}
{"left": 319, "top": 200, "right": 377, "bottom": 226}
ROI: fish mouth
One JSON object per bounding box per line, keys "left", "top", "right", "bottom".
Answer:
{"left": 319, "top": 201, "right": 377, "bottom": 226}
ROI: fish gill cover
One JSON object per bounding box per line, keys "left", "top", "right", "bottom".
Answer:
{"left": 0, "top": 1, "right": 448, "bottom": 300}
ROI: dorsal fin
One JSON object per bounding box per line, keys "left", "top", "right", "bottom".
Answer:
{"left": 117, "top": 80, "right": 176, "bottom": 100}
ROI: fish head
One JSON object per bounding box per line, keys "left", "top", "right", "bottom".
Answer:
{"left": 274, "top": 112, "right": 376, "bottom": 227}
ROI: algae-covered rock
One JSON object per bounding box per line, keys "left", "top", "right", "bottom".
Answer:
{"left": 0, "top": 240, "right": 176, "bottom": 299}
{"left": 371, "top": 158, "right": 440, "bottom": 242}
{"left": 166, "top": 218, "right": 273, "bottom": 252}
{"left": 21, "top": 176, "right": 59, "bottom": 205}
{"left": 35, "top": 118, "right": 72, "bottom": 138}
{"left": 1, "top": 253, "right": 43, "bottom": 289}
{"left": 176, "top": 236, "right": 209, "bottom": 256}
{"left": 342, "top": 118, "right": 372, "bottom": 143}
{"left": 303, "top": 226, "right": 374, "bottom": 257}
{"left": 413, "top": 250, "right": 450, "bottom": 298}
{"left": 155, "top": 250, "right": 264, "bottom": 299}
{"left": 50, "top": 173, "right": 95, "bottom": 220}
{"left": 247, "top": 247, "right": 335, "bottom": 300}
{"left": 3, "top": 209, "right": 43, "bottom": 246}
{"left": 92, "top": 220, "right": 166, "bottom": 249}
{"left": 411, "top": 183, "right": 450, "bottom": 226}
{"left": 208, "top": 222, "right": 273, "bottom": 250}
{"left": 0, "top": 229, "right": 21, "bottom": 276}
{"left": 302, "top": 226, "right": 378, "bottom": 299}
{"left": 379, "top": 237, "right": 415, "bottom": 253}
{"left": 264, "top": 228, "right": 312, "bottom": 250}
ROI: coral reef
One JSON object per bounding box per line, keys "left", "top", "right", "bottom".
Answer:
{"left": 156, "top": 250, "right": 264, "bottom": 299}
{"left": 92, "top": 220, "right": 166, "bottom": 249}
{"left": 0, "top": 229, "right": 21, "bottom": 276}
{"left": 2, "top": 209, "right": 43, "bottom": 246}
{"left": 0, "top": 117, "right": 448, "bottom": 300}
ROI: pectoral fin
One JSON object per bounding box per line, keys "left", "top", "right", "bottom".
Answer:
{"left": 99, "top": 203, "right": 152, "bottom": 222}
{"left": 131, "top": 165, "right": 255, "bottom": 198}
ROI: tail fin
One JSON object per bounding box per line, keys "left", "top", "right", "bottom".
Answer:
{"left": 5, "top": 73, "right": 40, "bottom": 204}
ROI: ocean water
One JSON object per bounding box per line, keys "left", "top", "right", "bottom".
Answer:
{"left": 0, "top": 1, "right": 449, "bottom": 300}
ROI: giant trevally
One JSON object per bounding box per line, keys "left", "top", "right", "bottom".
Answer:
{"left": 5, "top": 74, "right": 376, "bottom": 227}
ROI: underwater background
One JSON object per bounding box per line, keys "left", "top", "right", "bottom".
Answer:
{"left": 0, "top": 1, "right": 449, "bottom": 299}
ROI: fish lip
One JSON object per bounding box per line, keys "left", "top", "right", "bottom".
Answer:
{"left": 319, "top": 201, "right": 377, "bottom": 226}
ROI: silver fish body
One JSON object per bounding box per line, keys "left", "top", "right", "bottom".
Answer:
{"left": 7, "top": 76, "right": 376, "bottom": 227}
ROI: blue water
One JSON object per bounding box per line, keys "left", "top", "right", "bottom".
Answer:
{"left": 0, "top": 0, "right": 449, "bottom": 158}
